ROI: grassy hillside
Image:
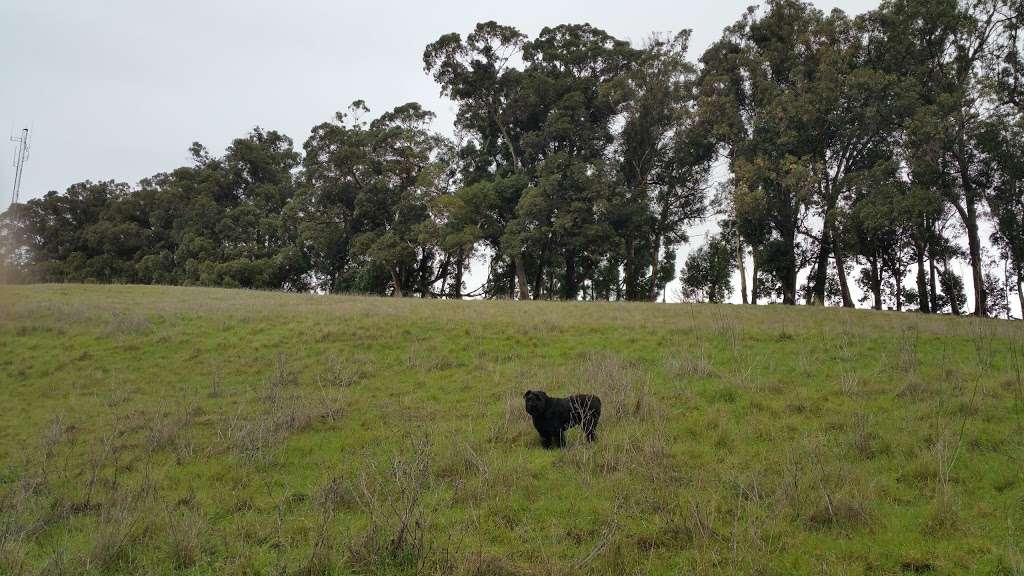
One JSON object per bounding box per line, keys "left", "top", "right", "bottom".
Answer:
{"left": 0, "top": 285, "right": 1022, "bottom": 575}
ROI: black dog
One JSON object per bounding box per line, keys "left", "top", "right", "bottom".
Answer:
{"left": 523, "top": 390, "right": 601, "bottom": 448}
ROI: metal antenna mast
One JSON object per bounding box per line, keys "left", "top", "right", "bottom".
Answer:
{"left": 4, "top": 127, "right": 29, "bottom": 284}
{"left": 10, "top": 127, "right": 29, "bottom": 206}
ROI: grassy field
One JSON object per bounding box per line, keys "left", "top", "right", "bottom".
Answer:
{"left": 0, "top": 285, "right": 1022, "bottom": 575}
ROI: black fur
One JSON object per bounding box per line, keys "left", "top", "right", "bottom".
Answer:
{"left": 523, "top": 390, "right": 602, "bottom": 448}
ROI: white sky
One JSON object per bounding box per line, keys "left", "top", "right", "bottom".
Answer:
{"left": 1, "top": 0, "right": 1018, "bottom": 316}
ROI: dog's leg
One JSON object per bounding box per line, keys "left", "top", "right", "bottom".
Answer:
{"left": 555, "top": 430, "right": 567, "bottom": 448}
{"left": 541, "top": 433, "right": 553, "bottom": 449}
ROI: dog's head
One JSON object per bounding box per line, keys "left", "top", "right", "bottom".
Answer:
{"left": 523, "top": 390, "right": 549, "bottom": 416}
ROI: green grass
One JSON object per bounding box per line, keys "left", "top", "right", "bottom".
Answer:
{"left": 0, "top": 284, "right": 1022, "bottom": 575}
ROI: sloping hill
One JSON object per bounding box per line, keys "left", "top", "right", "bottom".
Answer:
{"left": 0, "top": 285, "right": 1022, "bottom": 575}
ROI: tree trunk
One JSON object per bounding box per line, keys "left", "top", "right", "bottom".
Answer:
{"left": 1012, "top": 256, "right": 1023, "bottom": 318}
{"left": 751, "top": 250, "right": 759, "bottom": 305}
{"left": 564, "top": 249, "right": 579, "bottom": 300}
{"left": 916, "top": 244, "right": 930, "bottom": 313}
{"left": 869, "top": 257, "right": 882, "bottom": 310}
{"left": 737, "top": 236, "right": 749, "bottom": 305}
{"left": 781, "top": 226, "right": 798, "bottom": 306}
{"left": 805, "top": 266, "right": 818, "bottom": 305}
{"left": 513, "top": 253, "right": 530, "bottom": 301}
{"left": 649, "top": 202, "right": 672, "bottom": 302}
{"left": 1018, "top": 278, "right": 1023, "bottom": 319}
{"left": 965, "top": 201, "right": 986, "bottom": 317}
{"left": 436, "top": 255, "right": 450, "bottom": 297}
{"left": 533, "top": 236, "right": 553, "bottom": 300}
{"left": 532, "top": 264, "right": 544, "bottom": 301}
{"left": 953, "top": 146, "right": 986, "bottom": 316}
{"left": 624, "top": 238, "right": 637, "bottom": 301}
{"left": 810, "top": 225, "right": 831, "bottom": 306}
{"left": 648, "top": 234, "right": 662, "bottom": 302}
{"left": 391, "top": 268, "right": 403, "bottom": 298}
{"left": 895, "top": 271, "right": 903, "bottom": 311}
{"left": 454, "top": 256, "right": 464, "bottom": 299}
{"left": 417, "top": 249, "right": 431, "bottom": 297}
{"left": 942, "top": 258, "right": 963, "bottom": 316}
{"left": 833, "top": 234, "right": 854, "bottom": 308}
{"left": 929, "top": 252, "right": 938, "bottom": 312}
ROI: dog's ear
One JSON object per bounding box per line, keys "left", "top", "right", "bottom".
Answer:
{"left": 523, "top": 390, "right": 532, "bottom": 399}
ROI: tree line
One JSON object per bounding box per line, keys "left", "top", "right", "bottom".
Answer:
{"left": 2, "top": 0, "right": 1022, "bottom": 317}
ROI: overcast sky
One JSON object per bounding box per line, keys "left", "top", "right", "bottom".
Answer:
{"left": 5, "top": 0, "right": 1014, "bottom": 316}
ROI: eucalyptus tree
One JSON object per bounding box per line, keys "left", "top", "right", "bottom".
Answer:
{"left": 680, "top": 232, "right": 735, "bottom": 303}
{"left": 505, "top": 24, "right": 638, "bottom": 300}
{"left": 424, "top": 22, "right": 537, "bottom": 299}
{"left": 869, "top": 0, "right": 1004, "bottom": 316}
{"left": 981, "top": 0, "right": 1024, "bottom": 313}
{"left": 617, "top": 31, "right": 713, "bottom": 301}
{"left": 699, "top": 0, "right": 830, "bottom": 305}
{"left": 7, "top": 127, "right": 308, "bottom": 290}
{"left": 11, "top": 181, "right": 135, "bottom": 283}
{"left": 214, "top": 128, "right": 307, "bottom": 290}
{"left": 936, "top": 0, "right": 1003, "bottom": 317}
{"left": 844, "top": 167, "right": 914, "bottom": 310}
{"left": 978, "top": 119, "right": 1024, "bottom": 313}
{"left": 298, "top": 101, "right": 374, "bottom": 292}
{"left": 802, "top": 8, "right": 916, "bottom": 308}
{"left": 426, "top": 22, "right": 641, "bottom": 300}
{"left": 300, "top": 102, "right": 452, "bottom": 297}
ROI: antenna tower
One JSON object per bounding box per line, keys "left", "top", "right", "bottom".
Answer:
{"left": 10, "top": 127, "right": 29, "bottom": 206}
{"left": 4, "top": 127, "right": 29, "bottom": 284}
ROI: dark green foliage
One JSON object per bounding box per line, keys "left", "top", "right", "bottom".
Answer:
{"left": 978, "top": 118, "right": 1024, "bottom": 315}
{"left": 983, "top": 270, "right": 1012, "bottom": 318}
{"left": 6, "top": 130, "right": 307, "bottom": 290}
{"left": 698, "top": 0, "right": 831, "bottom": 305}
{"left": 298, "top": 101, "right": 454, "bottom": 296}
{"left": 680, "top": 234, "right": 735, "bottom": 303}
{"left": 939, "top": 268, "right": 969, "bottom": 316}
